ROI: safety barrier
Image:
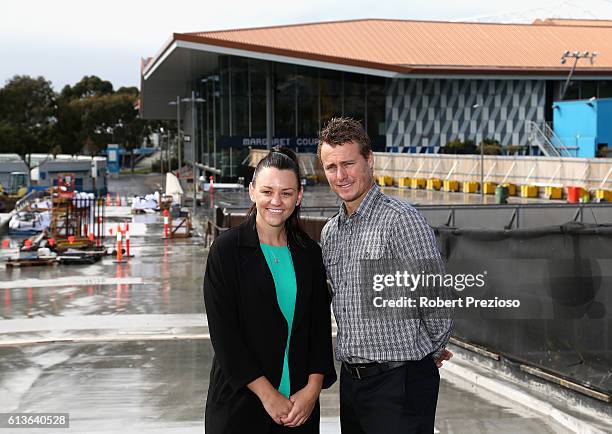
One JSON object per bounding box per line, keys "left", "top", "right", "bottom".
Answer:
{"left": 410, "top": 178, "right": 426, "bottom": 189}
{"left": 482, "top": 182, "right": 497, "bottom": 195}
{"left": 426, "top": 178, "right": 442, "bottom": 191}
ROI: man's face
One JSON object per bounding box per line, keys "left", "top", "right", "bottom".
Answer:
{"left": 320, "top": 140, "right": 374, "bottom": 207}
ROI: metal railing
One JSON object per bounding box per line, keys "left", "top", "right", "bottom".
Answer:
{"left": 14, "top": 190, "right": 46, "bottom": 212}
{"left": 205, "top": 202, "right": 612, "bottom": 245}
{"left": 526, "top": 121, "right": 573, "bottom": 158}
{"left": 542, "top": 122, "right": 576, "bottom": 157}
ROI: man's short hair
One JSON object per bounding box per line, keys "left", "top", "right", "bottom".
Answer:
{"left": 318, "top": 117, "right": 372, "bottom": 161}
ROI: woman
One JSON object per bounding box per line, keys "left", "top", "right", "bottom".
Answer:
{"left": 204, "top": 147, "right": 336, "bottom": 434}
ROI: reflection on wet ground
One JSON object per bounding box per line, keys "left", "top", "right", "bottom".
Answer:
{"left": 1, "top": 239, "right": 205, "bottom": 320}
{"left": 0, "top": 339, "right": 571, "bottom": 434}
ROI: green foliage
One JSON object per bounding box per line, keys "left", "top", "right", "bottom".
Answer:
{"left": 0, "top": 75, "right": 57, "bottom": 157}
{"left": 60, "top": 75, "right": 113, "bottom": 100}
{"left": 477, "top": 138, "right": 503, "bottom": 155}
{"left": 0, "top": 74, "right": 161, "bottom": 158}
{"left": 443, "top": 138, "right": 476, "bottom": 154}
{"left": 59, "top": 91, "right": 141, "bottom": 153}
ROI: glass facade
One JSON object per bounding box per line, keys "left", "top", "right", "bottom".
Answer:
{"left": 557, "top": 80, "right": 612, "bottom": 100}
{"left": 203, "top": 55, "right": 387, "bottom": 153}
{"left": 231, "top": 57, "right": 249, "bottom": 136}
{"left": 274, "top": 63, "right": 296, "bottom": 137}
{"left": 296, "top": 66, "right": 319, "bottom": 136}
{"left": 250, "top": 60, "right": 267, "bottom": 136}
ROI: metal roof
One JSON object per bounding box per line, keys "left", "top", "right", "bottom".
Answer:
{"left": 533, "top": 18, "right": 612, "bottom": 27}
{"left": 144, "top": 18, "right": 612, "bottom": 78}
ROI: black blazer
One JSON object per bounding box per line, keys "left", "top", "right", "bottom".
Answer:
{"left": 203, "top": 216, "right": 337, "bottom": 434}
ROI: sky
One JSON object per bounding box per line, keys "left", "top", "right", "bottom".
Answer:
{"left": 1, "top": 0, "right": 612, "bottom": 91}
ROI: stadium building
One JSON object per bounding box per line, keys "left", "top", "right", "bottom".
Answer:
{"left": 140, "top": 18, "right": 612, "bottom": 171}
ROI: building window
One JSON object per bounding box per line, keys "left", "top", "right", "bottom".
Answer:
{"left": 274, "top": 63, "right": 296, "bottom": 137}
{"left": 296, "top": 66, "right": 318, "bottom": 136}
{"left": 367, "top": 76, "right": 386, "bottom": 142}
{"left": 231, "top": 57, "right": 249, "bottom": 136}
{"left": 344, "top": 72, "right": 366, "bottom": 123}
{"left": 250, "top": 59, "right": 267, "bottom": 137}
{"left": 581, "top": 81, "right": 597, "bottom": 99}
{"left": 599, "top": 81, "right": 612, "bottom": 98}
{"left": 320, "top": 69, "right": 342, "bottom": 124}
{"left": 219, "top": 56, "right": 230, "bottom": 135}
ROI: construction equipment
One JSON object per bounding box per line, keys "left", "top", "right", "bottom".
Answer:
{"left": 0, "top": 171, "right": 29, "bottom": 212}
{"left": 53, "top": 173, "right": 76, "bottom": 198}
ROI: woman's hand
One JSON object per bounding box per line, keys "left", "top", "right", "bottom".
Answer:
{"left": 261, "top": 389, "right": 294, "bottom": 425}
{"left": 247, "top": 377, "right": 293, "bottom": 425}
{"left": 281, "top": 374, "right": 323, "bottom": 427}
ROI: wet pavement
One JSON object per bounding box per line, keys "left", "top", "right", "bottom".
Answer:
{"left": 0, "top": 174, "right": 577, "bottom": 433}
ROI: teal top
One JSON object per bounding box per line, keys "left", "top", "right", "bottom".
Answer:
{"left": 260, "top": 243, "right": 297, "bottom": 398}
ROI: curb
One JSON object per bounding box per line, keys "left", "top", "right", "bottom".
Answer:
{"left": 443, "top": 346, "right": 609, "bottom": 434}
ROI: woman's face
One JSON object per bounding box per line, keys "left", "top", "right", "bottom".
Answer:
{"left": 249, "top": 167, "right": 303, "bottom": 230}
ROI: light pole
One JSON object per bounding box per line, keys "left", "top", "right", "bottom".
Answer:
{"left": 560, "top": 50, "right": 597, "bottom": 100}
{"left": 179, "top": 93, "right": 206, "bottom": 213}
{"left": 201, "top": 78, "right": 210, "bottom": 166}
{"left": 159, "top": 127, "right": 166, "bottom": 189}
{"left": 202, "top": 75, "right": 220, "bottom": 173}
{"left": 168, "top": 96, "right": 182, "bottom": 172}
{"left": 472, "top": 103, "right": 484, "bottom": 200}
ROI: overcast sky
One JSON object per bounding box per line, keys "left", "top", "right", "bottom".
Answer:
{"left": 2, "top": 0, "right": 612, "bottom": 91}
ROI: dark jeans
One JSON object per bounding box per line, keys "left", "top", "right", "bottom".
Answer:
{"left": 340, "top": 357, "right": 440, "bottom": 434}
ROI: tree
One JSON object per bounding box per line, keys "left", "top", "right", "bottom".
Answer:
{"left": 0, "top": 75, "right": 57, "bottom": 158}
{"left": 1, "top": 74, "right": 158, "bottom": 160}
{"left": 443, "top": 138, "right": 477, "bottom": 154}
{"left": 60, "top": 75, "right": 113, "bottom": 100}
{"left": 477, "top": 138, "right": 503, "bottom": 155}
{"left": 56, "top": 77, "right": 143, "bottom": 154}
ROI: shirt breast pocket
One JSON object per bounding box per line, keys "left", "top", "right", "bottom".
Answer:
{"left": 359, "top": 244, "right": 385, "bottom": 260}
{"left": 321, "top": 245, "right": 341, "bottom": 292}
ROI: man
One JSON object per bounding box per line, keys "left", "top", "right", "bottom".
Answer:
{"left": 318, "top": 117, "right": 453, "bottom": 434}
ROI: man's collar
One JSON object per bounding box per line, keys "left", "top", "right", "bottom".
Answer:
{"left": 338, "top": 183, "right": 381, "bottom": 223}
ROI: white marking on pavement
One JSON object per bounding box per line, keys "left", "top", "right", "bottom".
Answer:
{"left": 0, "top": 314, "right": 337, "bottom": 347}
{"left": 0, "top": 334, "right": 211, "bottom": 347}
{"left": 0, "top": 276, "right": 145, "bottom": 289}
{"left": 1, "top": 314, "right": 206, "bottom": 333}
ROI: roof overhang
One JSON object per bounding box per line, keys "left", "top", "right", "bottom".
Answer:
{"left": 143, "top": 34, "right": 401, "bottom": 81}
{"left": 141, "top": 30, "right": 612, "bottom": 119}
{"left": 144, "top": 33, "right": 612, "bottom": 81}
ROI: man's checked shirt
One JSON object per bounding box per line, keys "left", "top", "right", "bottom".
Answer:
{"left": 321, "top": 184, "right": 453, "bottom": 363}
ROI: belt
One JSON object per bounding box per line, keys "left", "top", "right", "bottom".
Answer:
{"left": 342, "top": 361, "right": 408, "bottom": 380}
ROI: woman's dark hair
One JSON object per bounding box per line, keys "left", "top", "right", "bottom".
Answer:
{"left": 248, "top": 147, "right": 306, "bottom": 247}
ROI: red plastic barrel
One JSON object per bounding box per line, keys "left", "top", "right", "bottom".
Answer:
{"left": 567, "top": 186, "right": 581, "bottom": 203}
